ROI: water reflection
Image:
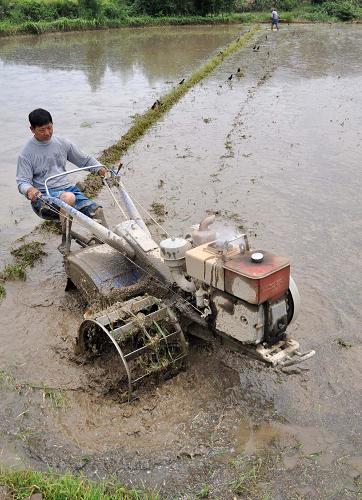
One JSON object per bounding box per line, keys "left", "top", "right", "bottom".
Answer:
{"left": 0, "top": 26, "right": 242, "bottom": 90}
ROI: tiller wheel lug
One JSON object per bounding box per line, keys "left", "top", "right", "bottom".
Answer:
{"left": 77, "top": 295, "right": 188, "bottom": 401}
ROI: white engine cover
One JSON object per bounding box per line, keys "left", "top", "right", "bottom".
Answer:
{"left": 211, "top": 290, "right": 265, "bottom": 345}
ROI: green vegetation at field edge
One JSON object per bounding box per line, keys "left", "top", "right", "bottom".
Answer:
{"left": 0, "top": 468, "right": 159, "bottom": 499}
{"left": 0, "top": 1, "right": 361, "bottom": 37}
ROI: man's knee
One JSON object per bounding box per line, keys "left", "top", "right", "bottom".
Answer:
{"left": 60, "top": 192, "right": 76, "bottom": 205}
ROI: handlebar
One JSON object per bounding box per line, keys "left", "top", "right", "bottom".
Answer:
{"left": 44, "top": 165, "right": 105, "bottom": 196}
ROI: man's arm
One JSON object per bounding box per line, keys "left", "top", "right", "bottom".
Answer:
{"left": 16, "top": 155, "right": 41, "bottom": 201}
{"left": 65, "top": 140, "right": 107, "bottom": 177}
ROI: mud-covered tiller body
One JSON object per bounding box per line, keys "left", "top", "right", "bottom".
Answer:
{"left": 43, "top": 168, "right": 314, "bottom": 400}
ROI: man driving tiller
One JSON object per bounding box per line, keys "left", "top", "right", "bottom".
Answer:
{"left": 16, "top": 108, "right": 108, "bottom": 253}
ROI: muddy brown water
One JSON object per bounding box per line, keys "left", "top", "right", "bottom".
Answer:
{"left": 0, "top": 24, "right": 361, "bottom": 499}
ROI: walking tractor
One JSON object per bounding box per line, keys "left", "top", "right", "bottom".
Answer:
{"left": 42, "top": 167, "right": 315, "bottom": 400}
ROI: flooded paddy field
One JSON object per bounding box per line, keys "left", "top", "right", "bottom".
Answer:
{"left": 0, "top": 24, "right": 361, "bottom": 498}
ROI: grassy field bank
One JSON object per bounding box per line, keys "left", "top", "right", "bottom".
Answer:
{"left": 0, "top": 2, "right": 361, "bottom": 36}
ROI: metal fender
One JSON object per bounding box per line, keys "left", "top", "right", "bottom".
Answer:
{"left": 288, "top": 275, "right": 301, "bottom": 325}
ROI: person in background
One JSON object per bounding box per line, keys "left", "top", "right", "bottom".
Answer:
{"left": 271, "top": 8, "right": 279, "bottom": 31}
{"left": 16, "top": 108, "right": 108, "bottom": 251}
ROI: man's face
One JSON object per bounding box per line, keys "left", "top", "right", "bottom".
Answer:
{"left": 31, "top": 122, "right": 53, "bottom": 142}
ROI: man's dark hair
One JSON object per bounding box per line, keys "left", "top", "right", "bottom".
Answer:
{"left": 29, "top": 108, "right": 53, "bottom": 128}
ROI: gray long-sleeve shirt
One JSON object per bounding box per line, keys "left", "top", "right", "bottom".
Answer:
{"left": 16, "top": 135, "right": 102, "bottom": 196}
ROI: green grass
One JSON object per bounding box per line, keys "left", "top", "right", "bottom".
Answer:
{"left": 0, "top": 6, "right": 361, "bottom": 38}
{"left": 30, "top": 384, "right": 67, "bottom": 409}
{"left": 38, "top": 220, "right": 62, "bottom": 235}
{"left": 0, "top": 14, "right": 241, "bottom": 36}
{"left": 0, "top": 368, "right": 68, "bottom": 409}
{"left": 335, "top": 337, "right": 353, "bottom": 348}
{"left": 1, "top": 263, "right": 27, "bottom": 281}
{"left": 42, "top": 387, "right": 67, "bottom": 409}
{"left": 0, "top": 469, "right": 159, "bottom": 499}
{"left": 0, "top": 241, "right": 47, "bottom": 301}
{"left": 10, "top": 241, "right": 47, "bottom": 268}
{"left": 196, "top": 485, "right": 210, "bottom": 498}
{"left": 13, "top": 429, "right": 34, "bottom": 444}
{"left": 0, "top": 369, "right": 17, "bottom": 391}
{"left": 150, "top": 202, "right": 166, "bottom": 218}
{"left": 82, "top": 172, "right": 104, "bottom": 199}
{"left": 230, "top": 451, "right": 279, "bottom": 498}
{"left": 0, "top": 12, "right": 255, "bottom": 37}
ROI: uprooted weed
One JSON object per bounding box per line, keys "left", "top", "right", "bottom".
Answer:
{"left": 230, "top": 449, "right": 281, "bottom": 498}
{"left": 0, "top": 368, "right": 68, "bottom": 410}
{"left": 38, "top": 220, "right": 62, "bottom": 234}
{"left": 0, "top": 241, "right": 47, "bottom": 299}
{"left": 10, "top": 241, "right": 47, "bottom": 269}
{"left": 150, "top": 202, "right": 167, "bottom": 221}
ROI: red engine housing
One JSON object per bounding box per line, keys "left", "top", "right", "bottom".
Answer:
{"left": 223, "top": 250, "right": 290, "bottom": 305}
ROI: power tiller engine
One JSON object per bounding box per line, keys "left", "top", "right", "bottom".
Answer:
{"left": 160, "top": 216, "right": 310, "bottom": 366}
{"left": 41, "top": 167, "right": 314, "bottom": 400}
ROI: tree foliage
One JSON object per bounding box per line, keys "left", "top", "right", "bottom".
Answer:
{"left": 1, "top": 0, "right": 360, "bottom": 24}
{"left": 237, "top": 0, "right": 299, "bottom": 11}
{"left": 130, "top": 0, "right": 237, "bottom": 15}
{"left": 321, "top": 1, "right": 357, "bottom": 19}
{"left": 78, "top": 0, "right": 101, "bottom": 17}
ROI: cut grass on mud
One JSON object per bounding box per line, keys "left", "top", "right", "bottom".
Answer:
{"left": 1, "top": 241, "right": 47, "bottom": 280}
{"left": 80, "top": 171, "right": 104, "bottom": 199}
{"left": 150, "top": 202, "right": 167, "bottom": 220}
{"left": 0, "top": 241, "right": 47, "bottom": 300}
{"left": 0, "top": 369, "right": 17, "bottom": 391}
{"left": 38, "top": 220, "right": 62, "bottom": 235}
{"left": 42, "top": 387, "right": 68, "bottom": 409}
{"left": 0, "top": 368, "right": 67, "bottom": 410}
{"left": 81, "top": 26, "right": 259, "bottom": 198}
{"left": 0, "top": 469, "right": 159, "bottom": 499}
{"left": 230, "top": 450, "right": 280, "bottom": 498}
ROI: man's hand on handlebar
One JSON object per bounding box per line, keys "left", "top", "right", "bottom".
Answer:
{"left": 98, "top": 167, "right": 109, "bottom": 178}
{"left": 27, "top": 187, "right": 41, "bottom": 203}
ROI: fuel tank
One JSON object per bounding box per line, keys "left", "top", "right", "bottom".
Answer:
{"left": 185, "top": 244, "right": 290, "bottom": 305}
